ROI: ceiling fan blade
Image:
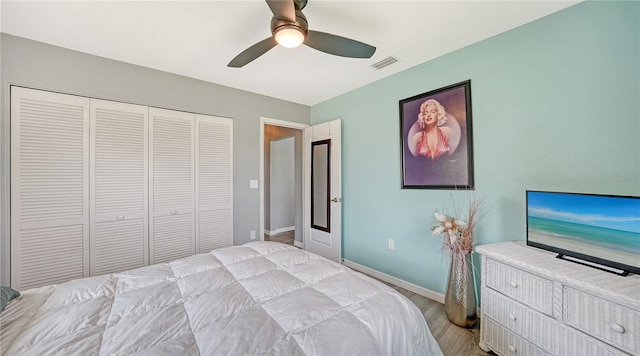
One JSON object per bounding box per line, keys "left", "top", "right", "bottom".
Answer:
{"left": 228, "top": 37, "right": 278, "bottom": 68}
{"left": 305, "top": 30, "right": 376, "bottom": 59}
{"left": 266, "top": 0, "right": 296, "bottom": 22}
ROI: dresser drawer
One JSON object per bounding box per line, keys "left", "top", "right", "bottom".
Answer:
{"left": 482, "top": 318, "right": 551, "bottom": 356}
{"left": 483, "top": 287, "right": 627, "bottom": 356}
{"left": 483, "top": 287, "right": 555, "bottom": 350}
{"left": 564, "top": 287, "right": 640, "bottom": 355}
{"left": 484, "top": 258, "right": 554, "bottom": 316}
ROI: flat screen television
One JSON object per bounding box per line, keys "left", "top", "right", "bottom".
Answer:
{"left": 526, "top": 190, "right": 640, "bottom": 276}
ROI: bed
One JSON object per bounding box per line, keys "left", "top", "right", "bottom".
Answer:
{"left": 0, "top": 241, "right": 443, "bottom": 355}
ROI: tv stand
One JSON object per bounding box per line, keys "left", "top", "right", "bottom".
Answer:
{"left": 556, "top": 253, "right": 630, "bottom": 276}
{"left": 476, "top": 242, "right": 639, "bottom": 356}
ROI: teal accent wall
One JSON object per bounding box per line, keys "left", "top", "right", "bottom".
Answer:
{"left": 311, "top": 1, "right": 640, "bottom": 294}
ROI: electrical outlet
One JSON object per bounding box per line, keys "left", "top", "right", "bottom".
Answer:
{"left": 250, "top": 230, "right": 256, "bottom": 240}
{"left": 388, "top": 239, "right": 395, "bottom": 250}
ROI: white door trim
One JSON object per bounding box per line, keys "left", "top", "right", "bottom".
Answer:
{"left": 259, "top": 117, "right": 308, "bottom": 245}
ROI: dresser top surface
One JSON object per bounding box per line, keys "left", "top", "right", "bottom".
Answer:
{"left": 476, "top": 241, "right": 640, "bottom": 306}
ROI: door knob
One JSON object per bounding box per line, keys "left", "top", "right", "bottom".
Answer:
{"left": 330, "top": 198, "right": 341, "bottom": 203}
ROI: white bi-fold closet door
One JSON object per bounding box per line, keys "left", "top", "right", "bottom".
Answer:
{"left": 10, "top": 87, "right": 233, "bottom": 290}
{"left": 11, "top": 87, "right": 91, "bottom": 289}
{"left": 149, "top": 108, "right": 195, "bottom": 264}
{"left": 91, "top": 99, "right": 149, "bottom": 276}
{"left": 149, "top": 108, "right": 234, "bottom": 264}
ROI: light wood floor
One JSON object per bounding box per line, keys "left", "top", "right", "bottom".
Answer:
{"left": 264, "top": 236, "right": 491, "bottom": 355}
{"left": 384, "top": 281, "right": 491, "bottom": 356}
{"left": 264, "top": 230, "right": 295, "bottom": 245}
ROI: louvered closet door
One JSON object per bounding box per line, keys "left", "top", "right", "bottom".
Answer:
{"left": 10, "top": 87, "right": 90, "bottom": 290}
{"left": 90, "top": 99, "right": 148, "bottom": 275}
{"left": 195, "top": 114, "right": 233, "bottom": 253}
{"left": 149, "top": 108, "right": 195, "bottom": 264}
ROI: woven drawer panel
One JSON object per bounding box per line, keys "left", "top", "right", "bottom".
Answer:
{"left": 482, "top": 287, "right": 626, "bottom": 356}
{"left": 485, "top": 258, "right": 554, "bottom": 316}
{"left": 482, "top": 318, "right": 551, "bottom": 356}
{"left": 477, "top": 242, "right": 640, "bottom": 304}
{"left": 564, "top": 286, "right": 639, "bottom": 355}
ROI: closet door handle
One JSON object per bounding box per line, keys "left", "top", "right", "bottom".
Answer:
{"left": 610, "top": 323, "right": 625, "bottom": 334}
{"left": 508, "top": 313, "right": 517, "bottom": 321}
{"left": 117, "top": 215, "right": 125, "bottom": 221}
{"left": 170, "top": 210, "right": 178, "bottom": 215}
{"left": 509, "top": 281, "right": 518, "bottom": 288}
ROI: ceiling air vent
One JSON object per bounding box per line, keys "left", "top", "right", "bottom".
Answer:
{"left": 371, "top": 56, "right": 398, "bottom": 69}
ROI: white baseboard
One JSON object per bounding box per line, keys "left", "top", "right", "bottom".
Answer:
{"left": 341, "top": 259, "right": 445, "bottom": 304}
{"left": 293, "top": 240, "right": 303, "bottom": 248}
{"left": 264, "top": 226, "right": 295, "bottom": 236}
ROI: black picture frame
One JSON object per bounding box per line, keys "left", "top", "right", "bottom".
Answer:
{"left": 399, "top": 80, "right": 474, "bottom": 189}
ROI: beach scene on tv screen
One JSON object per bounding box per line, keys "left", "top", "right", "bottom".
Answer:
{"left": 527, "top": 192, "right": 640, "bottom": 269}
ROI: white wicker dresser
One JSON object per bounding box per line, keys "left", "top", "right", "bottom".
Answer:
{"left": 476, "top": 242, "right": 639, "bottom": 356}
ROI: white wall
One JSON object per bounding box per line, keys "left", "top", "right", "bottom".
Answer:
{"left": 270, "top": 137, "right": 295, "bottom": 232}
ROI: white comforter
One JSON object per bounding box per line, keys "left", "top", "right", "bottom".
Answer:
{"left": 1, "top": 242, "right": 442, "bottom": 355}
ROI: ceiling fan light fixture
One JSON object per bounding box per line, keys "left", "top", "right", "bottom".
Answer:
{"left": 228, "top": 0, "right": 375, "bottom": 67}
{"left": 274, "top": 26, "right": 305, "bottom": 48}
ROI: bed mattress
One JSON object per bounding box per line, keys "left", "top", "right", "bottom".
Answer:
{"left": 1, "top": 241, "right": 442, "bottom": 355}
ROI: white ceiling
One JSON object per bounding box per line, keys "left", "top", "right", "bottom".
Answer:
{"left": 1, "top": 0, "right": 580, "bottom": 106}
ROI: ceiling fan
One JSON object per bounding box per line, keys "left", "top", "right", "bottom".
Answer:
{"left": 228, "top": 0, "right": 376, "bottom": 68}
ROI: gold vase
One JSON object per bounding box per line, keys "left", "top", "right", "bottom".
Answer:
{"left": 444, "top": 251, "right": 478, "bottom": 328}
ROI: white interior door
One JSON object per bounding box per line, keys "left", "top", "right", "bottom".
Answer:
{"left": 304, "top": 119, "right": 341, "bottom": 263}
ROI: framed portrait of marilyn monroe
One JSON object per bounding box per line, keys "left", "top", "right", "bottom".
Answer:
{"left": 399, "top": 80, "right": 474, "bottom": 189}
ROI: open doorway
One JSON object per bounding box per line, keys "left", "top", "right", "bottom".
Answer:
{"left": 260, "top": 118, "right": 307, "bottom": 248}
{"left": 266, "top": 135, "right": 295, "bottom": 244}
